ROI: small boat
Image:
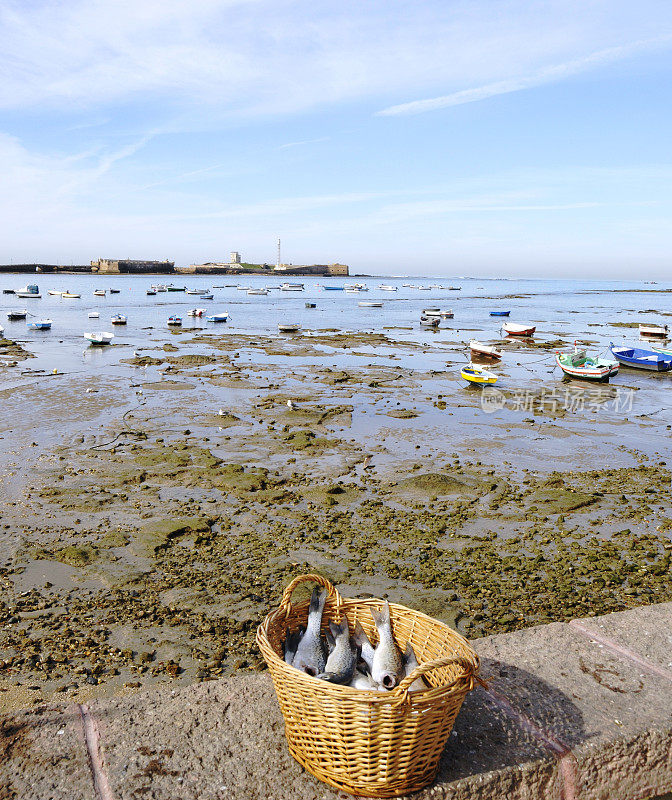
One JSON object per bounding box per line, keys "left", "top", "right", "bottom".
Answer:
{"left": 16, "top": 284, "right": 41, "bottom": 299}
{"left": 62, "top": 292, "right": 80, "bottom": 299}
{"left": 305, "top": 302, "right": 316, "bottom": 308}
{"left": 236, "top": 286, "right": 251, "bottom": 291}
{"left": 278, "top": 323, "right": 301, "bottom": 333}
{"left": 84, "top": 331, "right": 114, "bottom": 346}
{"left": 322, "top": 285, "right": 344, "bottom": 291}
{"left": 167, "top": 316, "right": 182, "bottom": 326}
{"left": 200, "top": 293, "right": 214, "bottom": 300}
{"left": 344, "top": 283, "right": 368, "bottom": 292}
{"left": 247, "top": 289, "right": 269, "bottom": 295}
{"left": 185, "top": 288, "right": 207, "bottom": 295}
{"left": 187, "top": 308, "right": 206, "bottom": 317}
{"left": 448, "top": 286, "right": 461, "bottom": 291}
{"left": 166, "top": 286, "right": 186, "bottom": 292}
{"left": 502, "top": 322, "right": 536, "bottom": 336}
{"left": 109, "top": 288, "right": 120, "bottom": 294}
{"left": 27, "top": 319, "right": 52, "bottom": 330}
{"left": 281, "top": 283, "right": 304, "bottom": 292}
{"left": 206, "top": 313, "right": 228, "bottom": 323}
{"left": 461, "top": 364, "right": 498, "bottom": 385}
{"left": 7, "top": 310, "right": 27, "bottom": 320}
{"left": 111, "top": 314, "right": 127, "bottom": 325}
{"left": 2, "top": 289, "right": 14, "bottom": 294}
{"left": 155, "top": 285, "right": 168, "bottom": 292}
{"left": 48, "top": 289, "right": 63, "bottom": 296}
{"left": 490, "top": 311, "right": 511, "bottom": 317}
{"left": 469, "top": 340, "right": 502, "bottom": 359}
{"left": 423, "top": 308, "right": 453, "bottom": 318}
{"left": 417, "top": 286, "right": 431, "bottom": 291}
{"left": 420, "top": 317, "right": 440, "bottom": 327}
{"left": 146, "top": 289, "right": 157, "bottom": 296}
{"left": 358, "top": 301, "right": 383, "bottom": 307}
{"left": 93, "top": 289, "right": 106, "bottom": 297}
{"left": 609, "top": 343, "right": 672, "bottom": 372}
{"left": 556, "top": 347, "right": 618, "bottom": 382}
{"left": 639, "top": 323, "right": 668, "bottom": 338}
{"left": 88, "top": 312, "right": 100, "bottom": 319}
{"left": 378, "top": 285, "right": 397, "bottom": 291}
{"left": 651, "top": 344, "right": 672, "bottom": 357}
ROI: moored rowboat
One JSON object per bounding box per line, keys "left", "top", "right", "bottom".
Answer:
{"left": 469, "top": 340, "right": 502, "bottom": 359}
{"left": 84, "top": 331, "right": 114, "bottom": 345}
{"left": 610, "top": 343, "right": 672, "bottom": 371}
{"left": 639, "top": 324, "right": 669, "bottom": 338}
{"left": 502, "top": 322, "right": 536, "bottom": 336}
{"left": 555, "top": 348, "right": 618, "bottom": 382}
{"left": 461, "top": 364, "right": 498, "bottom": 385}
{"left": 490, "top": 311, "right": 510, "bottom": 316}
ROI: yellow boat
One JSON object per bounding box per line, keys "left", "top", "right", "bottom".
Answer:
{"left": 460, "top": 364, "right": 498, "bottom": 385}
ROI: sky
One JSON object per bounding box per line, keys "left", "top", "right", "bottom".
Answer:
{"left": 1, "top": 0, "right": 671, "bottom": 277}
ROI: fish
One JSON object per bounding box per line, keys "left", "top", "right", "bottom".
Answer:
{"left": 349, "top": 669, "right": 378, "bottom": 690}
{"left": 402, "top": 642, "right": 428, "bottom": 692}
{"left": 291, "top": 587, "right": 327, "bottom": 676}
{"left": 352, "top": 622, "right": 375, "bottom": 672}
{"left": 317, "top": 617, "right": 358, "bottom": 685}
{"left": 370, "top": 600, "right": 403, "bottom": 689}
{"left": 283, "top": 626, "right": 303, "bottom": 665}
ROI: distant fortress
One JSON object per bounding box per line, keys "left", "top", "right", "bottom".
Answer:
{"left": 0, "top": 252, "right": 349, "bottom": 276}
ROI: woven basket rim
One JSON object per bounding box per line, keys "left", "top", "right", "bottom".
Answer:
{"left": 257, "top": 573, "right": 479, "bottom": 704}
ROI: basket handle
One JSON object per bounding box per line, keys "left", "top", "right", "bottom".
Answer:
{"left": 391, "top": 654, "right": 483, "bottom": 705}
{"left": 278, "top": 573, "right": 342, "bottom": 620}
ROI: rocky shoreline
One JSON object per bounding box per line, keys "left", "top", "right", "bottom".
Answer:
{"left": 0, "top": 329, "right": 670, "bottom": 712}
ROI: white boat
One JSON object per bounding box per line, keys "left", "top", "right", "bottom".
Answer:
{"left": 93, "top": 289, "right": 106, "bottom": 297}
{"left": 200, "top": 293, "right": 214, "bottom": 300}
{"left": 417, "top": 286, "right": 431, "bottom": 291}
{"left": 7, "top": 309, "right": 27, "bottom": 320}
{"left": 111, "top": 314, "right": 127, "bottom": 325}
{"left": 17, "top": 284, "right": 41, "bottom": 299}
{"left": 167, "top": 316, "right": 182, "bottom": 326}
{"left": 639, "top": 323, "right": 668, "bottom": 338}
{"left": 358, "top": 301, "right": 383, "bottom": 307}
{"left": 48, "top": 289, "right": 63, "bottom": 296}
{"left": 237, "top": 286, "right": 251, "bottom": 291}
{"left": 378, "top": 285, "right": 397, "bottom": 291}
{"left": 187, "top": 308, "right": 207, "bottom": 317}
{"left": 62, "top": 292, "right": 80, "bottom": 299}
{"left": 84, "top": 331, "right": 114, "bottom": 345}
{"left": 423, "top": 308, "right": 453, "bottom": 317}
{"left": 88, "top": 312, "right": 100, "bottom": 319}
{"left": 502, "top": 322, "right": 536, "bottom": 336}
{"left": 155, "top": 285, "right": 168, "bottom": 292}
{"left": 280, "top": 283, "right": 304, "bottom": 292}
{"left": 185, "top": 288, "right": 209, "bottom": 295}
{"left": 206, "top": 313, "right": 228, "bottom": 323}
{"left": 146, "top": 289, "right": 157, "bottom": 295}
{"left": 247, "top": 289, "right": 269, "bottom": 295}
{"left": 278, "top": 322, "right": 301, "bottom": 332}
{"left": 470, "top": 340, "right": 503, "bottom": 359}
{"left": 420, "top": 317, "right": 440, "bottom": 327}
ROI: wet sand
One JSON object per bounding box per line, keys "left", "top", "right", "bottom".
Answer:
{"left": 0, "top": 329, "right": 671, "bottom": 711}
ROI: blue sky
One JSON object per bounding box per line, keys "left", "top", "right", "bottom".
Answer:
{"left": 1, "top": 0, "right": 671, "bottom": 277}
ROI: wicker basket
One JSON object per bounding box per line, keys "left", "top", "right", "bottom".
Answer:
{"left": 256, "top": 573, "right": 480, "bottom": 797}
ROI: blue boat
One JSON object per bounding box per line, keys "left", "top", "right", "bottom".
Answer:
{"left": 206, "top": 314, "right": 228, "bottom": 323}
{"left": 489, "top": 311, "right": 511, "bottom": 317}
{"left": 27, "top": 319, "right": 52, "bottom": 330}
{"left": 609, "top": 342, "right": 672, "bottom": 371}
{"left": 322, "top": 286, "right": 344, "bottom": 291}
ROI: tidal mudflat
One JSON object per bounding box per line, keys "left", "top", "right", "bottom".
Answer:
{"left": 0, "top": 326, "right": 670, "bottom": 711}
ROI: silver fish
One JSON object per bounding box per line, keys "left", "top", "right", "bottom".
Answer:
{"left": 349, "top": 668, "right": 378, "bottom": 690}
{"left": 353, "top": 622, "right": 375, "bottom": 672}
{"left": 403, "top": 642, "right": 428, "bottom": 692}
{"left": 371, "top": 600, "right": 403, "bottom": 689}
{"left": 292, "top": 587, "right": 327, "bottom": 676}
{"left": 317, "top": 617, "right": 357, "bottom": 685}
{"left": 283, "top": 626, "right": 304, "bottom": 665}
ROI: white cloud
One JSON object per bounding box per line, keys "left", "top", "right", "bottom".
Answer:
{"left": 377, "top": 36, "right": 672, "bottom": 116}
{"left": 0, "top": 0, "right": 670, "bottom": 120}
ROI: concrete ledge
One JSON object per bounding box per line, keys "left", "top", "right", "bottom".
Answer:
{"left": 2, "top": 603, "right": 671, "bottom": 799}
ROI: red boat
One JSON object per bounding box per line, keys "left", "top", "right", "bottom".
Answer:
{"left": 502, "top": 322, "right": 536, "bottom": 336}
